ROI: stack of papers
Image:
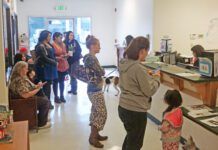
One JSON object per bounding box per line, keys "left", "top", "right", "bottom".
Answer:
{"left": 176, "top": 72, "right": 201, "bottom": 77}
{"left": 186, "top": 105, "right": 218, "bottom": 118}
{"left": 188, "top": 110, "right": 218, "bottom": 118}
{"left": 186, "top": 105, "right": 212, "bottom": 112}
{"left": 201, "top": 117, "right": 218, "bottom": 127}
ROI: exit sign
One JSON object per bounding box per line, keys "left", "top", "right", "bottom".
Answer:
{"left": 55, "top": 5, "right": 66, "bottom": 11}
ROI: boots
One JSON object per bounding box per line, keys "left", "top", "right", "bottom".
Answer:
{"left": 89, "top": 126, "right": 104, "bottom": 148}
{"left": 97, "top": 133, "right": 108, "bottom": 141}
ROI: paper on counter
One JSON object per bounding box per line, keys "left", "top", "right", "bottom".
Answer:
{"left": 185, "top": 104, "right": 213, "bottom": 112}
{"left": 175, "top": 72, "right": 201, "bottom": 77}
{"left": 200, "top": 117, "right": 218, "bottom": 127}
{"left": 188, "top": 110, "right": 218, "bottom": 118}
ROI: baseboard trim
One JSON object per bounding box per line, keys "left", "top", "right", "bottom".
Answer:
{"left": 102, "top": 65, "right": 117, "bottom": 68}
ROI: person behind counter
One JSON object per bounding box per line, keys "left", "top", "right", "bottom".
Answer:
{"left": 191, "top": 45, "right": 204, "bottom": 68}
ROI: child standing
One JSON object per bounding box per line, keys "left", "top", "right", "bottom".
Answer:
{"left": 159, "top": 90, "right": 183, "bottom": 150}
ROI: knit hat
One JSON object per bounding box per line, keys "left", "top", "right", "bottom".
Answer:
{"left": 20, "top": 47, "right": 28, "bottom": 53}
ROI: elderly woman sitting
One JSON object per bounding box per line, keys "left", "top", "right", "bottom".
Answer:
{"left": 9, "top": 61, "right": 50, "bottom": 129}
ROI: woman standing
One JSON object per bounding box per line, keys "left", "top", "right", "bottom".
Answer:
{"left": 52, "top": 32, "right": 69, "bottom": 103}
{"left": 65, "top": 31, "right": 82, "bottom": 95}
{"left": 118, "top": 37, "right": 160, "bottom": 150}
{"left": 35, "top": 30, "right": 58, "bottom": 109}
{"left": 84, "top": 35, "right": 107, "bottom": 148}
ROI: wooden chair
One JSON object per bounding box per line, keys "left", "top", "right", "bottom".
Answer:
{"left": 8, "top": 91, "right": 38, "bottom": 132}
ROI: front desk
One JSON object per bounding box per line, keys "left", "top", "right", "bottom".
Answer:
{"left": 144, "top": 62, "right": 218, "bottom": 107}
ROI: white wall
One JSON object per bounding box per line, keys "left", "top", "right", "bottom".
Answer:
{"left": 154, "top": 0, "right": 218, "bottom": 55}
{"left": 16, "top": 0, "right": 116, "bottom": 66}
{"left": 115, "top": 0, "right": 153, "bottom": 49}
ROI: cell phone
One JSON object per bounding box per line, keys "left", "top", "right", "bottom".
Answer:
{"left": 152, "top": 66, "right": 161, "bottom": 74}
{"left": 42, "top": 82, "right": 47, "bottom": 86}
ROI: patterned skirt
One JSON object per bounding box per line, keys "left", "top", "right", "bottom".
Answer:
{"left": 88, "top": 91, "right": 107, "bottom": 131}
{"left": 162, "top": 142, "right": 179, "bottom": 150}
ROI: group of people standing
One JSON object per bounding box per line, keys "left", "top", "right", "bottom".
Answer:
{"left": 9, "top": 30, "right": 82, "bottom": 129}
{"left": 34, "top": 30, "right": 82, "bottom": 109}
{"left": 9, "top": 31, "right": 184, "bottom": 149}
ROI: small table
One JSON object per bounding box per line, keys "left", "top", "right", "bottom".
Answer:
{"left": 0, "top": 121, "right": 30, "bottom": 150}
{"left": 144, "top": 62, "right": 218, "bottom": 107}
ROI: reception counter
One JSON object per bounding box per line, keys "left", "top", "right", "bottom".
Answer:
{"left": 144, "top": 62, "right": 218, "bottom": 107}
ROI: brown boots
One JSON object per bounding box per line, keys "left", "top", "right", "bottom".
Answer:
{"left": 89, "top": 126, "right": 108, "bottom": 148}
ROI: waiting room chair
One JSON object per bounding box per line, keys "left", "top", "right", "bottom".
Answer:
{"left": 8, "top": 90, "right": 38, "bottom": 132}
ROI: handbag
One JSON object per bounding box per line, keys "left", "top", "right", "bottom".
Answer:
{"left": 72, "top": 56, "right": 96, "bottom": 83}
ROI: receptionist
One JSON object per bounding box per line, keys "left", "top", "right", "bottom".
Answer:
{"left": 191, "top": 45, "right": 205, "bottom": 67}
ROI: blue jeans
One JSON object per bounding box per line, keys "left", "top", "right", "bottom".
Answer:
{"left": 70, "top": 76, "right": 77, "bottom": 93}
{"left": 69, "top": 61, "right": 79, "bottom": 93}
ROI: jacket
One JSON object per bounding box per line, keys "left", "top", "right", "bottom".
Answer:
{"left": 65, "top": 39, "right": 82, "bottom": 64}
{"left": 119, "top": 59, "right": 160, "bottom": 112}
{"left": 35, "top": 43, "right": 58, "bottom": 81}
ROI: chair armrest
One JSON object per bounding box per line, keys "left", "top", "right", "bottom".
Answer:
{"left": 9, "top": 97, "right": 38, "bottom": 129}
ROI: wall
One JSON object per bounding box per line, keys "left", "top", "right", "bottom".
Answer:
{"left": 16, "top": 0, "right": 116, "bottom": 66}
{"left": 0, "top": 1, "right": 8, "bottom": 105}
{"left": 115, "top": 0, "right": 153, "bottom": 49}
{"left": 154, "top": 0, "right": 218, "bottom": 55}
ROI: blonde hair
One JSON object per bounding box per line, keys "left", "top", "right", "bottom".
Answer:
{"left": 86, "top": 35, "right": 99, "bottom": 49}
{"left": 10, "top": 61, "right": 28, "bottom": 83}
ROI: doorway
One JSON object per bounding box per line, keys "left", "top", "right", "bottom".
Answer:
{"left": 28, "top": 17, "right": 91, "bottom": 56}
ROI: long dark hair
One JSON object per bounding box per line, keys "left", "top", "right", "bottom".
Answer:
{"left": 38, "top": 30, "right": 51, "bottom": 43}
{"left": 163, "top": 90, "right": 183, "bottom": 116}
{"left": 64, "top": 31, "right": 74, "bottom": 44}
{"left": 191, "top": 45, "right": 204, "bottom": 57}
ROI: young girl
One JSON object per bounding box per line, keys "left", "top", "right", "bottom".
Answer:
{"left": 159, "top": 90, "right": 183, "bottom": 150}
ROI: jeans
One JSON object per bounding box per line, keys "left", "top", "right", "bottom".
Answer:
{"left": 70, "top": 76, "right": 77, "bottom": 93}
{"left": 69, "top": 61, "right": 79, "bottom": 93}
{"left": 118, "top": 106, "right": 147, "bottom": 150}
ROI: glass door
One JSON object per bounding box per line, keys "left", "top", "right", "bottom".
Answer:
{"left": 28, "top": 17, "right": 91, "bottom": 56}
{"left": 47, "top": 18, "right": 74, "bottom": 36}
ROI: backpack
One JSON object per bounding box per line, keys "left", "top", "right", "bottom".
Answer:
{"left": 72, "top": 56, "right": 96, "bottom": 83}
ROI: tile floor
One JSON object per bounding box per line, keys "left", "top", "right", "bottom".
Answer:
{"left": 30, "top": 69, "right": 218, "bottom": 150}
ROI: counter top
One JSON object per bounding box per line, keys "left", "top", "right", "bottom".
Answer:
{"left": 143, "top": 62, "right": 218, "bottom": 83}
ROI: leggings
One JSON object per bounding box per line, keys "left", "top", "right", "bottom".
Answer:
{"left": 53, "top": 71, "right": 67, "bottom": 98}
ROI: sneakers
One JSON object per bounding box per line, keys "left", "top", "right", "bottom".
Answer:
{"left": 39, "top": 122, "right": 51, "bottom": 130}
{"left": 72, "top": 92, "right": 77, "bottom": 95}
{"left": 68, "top": 91, "right": 77, "bottom": 95}
{"left": 68, "top": 90, "right": 72, "bottom": 94}
{"left": 54, "top": 97, "right": 61, "bottom": 104}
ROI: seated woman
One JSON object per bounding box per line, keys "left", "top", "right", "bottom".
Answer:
{"left": 191, "top": 45, "right": 205, "bottom": 68}
{"left": 9, "top": 61, "right": 50, "bottom": 129}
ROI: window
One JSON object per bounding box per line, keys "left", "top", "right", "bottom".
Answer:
{"left": 28, "top": 17, "right": 91, "bottom": 55}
